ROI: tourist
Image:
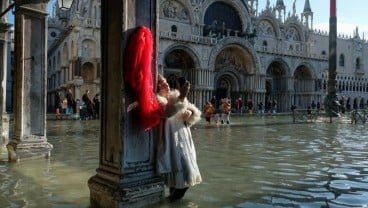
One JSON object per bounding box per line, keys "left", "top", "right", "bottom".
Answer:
{"left": 272, "top": 99, "right": 277, "bottom": 114}
{"left": 258, "top": 102, "right": 263, "bottom": 115}
{"left": 203, "top": 101, "right": 215, "bottom": 126}
{"left": 247, "top": 99, "right": 254, "bottom": 114}
{"left": 66, "top": 88, "right": 76, "bottom": 115}
{"left": 82, "top": 90, "right": 94, "bottom": 119}
{"left": 61, "top": 97, "right": 68, "bottom": 114}
{"left": 311, "top": 100, "right": 316, "bottom": 109}
{"left": 55, "top": 91, "right": 61, "bottom": 115}
{"left": 221, "top": 98, "right": 231, "bottom": 124}
{"left": 235, "top": 97, "right": 242, "bottom": 114}
{"left": 317, "top": 101, "right": 321, "bottom": 110}
{"left": 93, "top": 93, "right": 100, "bottom": 119}
{"left": 155, "top": 75, "right": 202, "bottom": 202}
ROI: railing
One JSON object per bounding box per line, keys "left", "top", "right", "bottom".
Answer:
{"left": 351, "top": 110, "right": 368, "bottom": 124}
{"left": 159, "top": 31, "right": 326, "bottom": 60}
{"left": 69, "top": 16, "right": 100, "bottom": 28}
{"left": 292, "top": 109, "right": 320, "bottom": 123}
{"left": 159, "top": 31, "right": 217, "bottom": 45}
{"left": 254, "top": 45, "right": 327, "bottom": 60}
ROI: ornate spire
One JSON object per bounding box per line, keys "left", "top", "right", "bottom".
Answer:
{"left": 275, "top": 0, "right": 286, "bottom": 22}
{"left": 303, "top": 0, "right": 312, "bottom": 13}
{"left": 301, "top": 0, "right": 313, "bottom": 29}
{"left": 276, "top": 0, "right": 285, "bottom": 9}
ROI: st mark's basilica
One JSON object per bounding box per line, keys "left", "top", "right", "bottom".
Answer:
{"left": 47, "top": 0, "right": 368, "bottom": 112}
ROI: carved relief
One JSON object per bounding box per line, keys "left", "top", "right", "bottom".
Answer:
{"left": 285, "top": 27, "right": 300, "bottom": 41}
{"left": 161, "top": 1, "right": 189, "bottom": 23}
{"left": 190, "top": 0, "right": 204, "bottom": 4}
{"left": 215, "top": 47, "right": 253, "bottom": 74}
{"left": 258, "top": 20, "right": 275, "bottom": 37}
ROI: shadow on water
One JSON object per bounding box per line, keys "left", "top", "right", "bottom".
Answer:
{"left": 0, "top": 116, "right": 368, "bottom": 207}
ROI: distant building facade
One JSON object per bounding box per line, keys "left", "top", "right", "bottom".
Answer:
{"left": 47, "top": 0, "right": 101, "bottom": 112}
{"left": 47, "top": 0, "right": 368, "bottom": 112}
{"left": 157, "top": 0, "right": 368, "bottom": 112}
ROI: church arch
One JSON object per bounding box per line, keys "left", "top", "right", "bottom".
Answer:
{"left": 293, "top": 64, "right": 314, "bottom": 108}
{"left": 214, "top": 45, "right": 254, "bottom": 75}
{"left": 81, "top": 62, "right": 95, "bottom": 83}
{"left": 162, "top": 45, "right": 200, "bottom": 89}
{"left": 265, "top": 59, "right": 289, "bottom": 111}
{"left": 208, "top": 38, "right": 260, "bottom": 74}
{"left": 256, "top": 18, "right": 281, "bottom": 39}
{"left": 160, "top": 0, "right": 193, "bottom": 24}
{"left": 200, "top": 0, "right": 251, "bottom": 37}
{"left": 213, "top": 71, "right": 240, "bottom": 102}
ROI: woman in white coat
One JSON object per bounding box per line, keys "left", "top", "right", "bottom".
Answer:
{"left": 156, "top": 75, "right": 202, "bottom": 202}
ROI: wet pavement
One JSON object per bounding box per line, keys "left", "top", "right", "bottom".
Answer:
{"left": 1, "top": 115, "right": 368, "bottom": 207}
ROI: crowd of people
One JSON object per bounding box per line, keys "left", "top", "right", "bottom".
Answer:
{"left": 202, "top": 96, "right": 281, "bottom": 126}
{"left": 55, "top": 89, "right": 100, "bottom": 120}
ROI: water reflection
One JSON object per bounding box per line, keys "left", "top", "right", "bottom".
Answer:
{"left": 0, "top": 120, "right": 99, "bottom": 208}
{"left": 0, "top": 117, "right": 367, "bottom": 207}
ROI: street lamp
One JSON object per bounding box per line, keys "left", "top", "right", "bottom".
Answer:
{"left": 58, "top": 0, "right": 73, "bottom": 10}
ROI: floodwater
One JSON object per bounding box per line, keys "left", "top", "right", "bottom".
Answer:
{"left": 1, "top": 115, "right": 368, "bottom": 207}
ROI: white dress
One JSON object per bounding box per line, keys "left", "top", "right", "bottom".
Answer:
{"left": 156, "top": 92, "right": 202, "bottom": 189}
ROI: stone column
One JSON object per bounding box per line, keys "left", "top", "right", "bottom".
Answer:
{"left": 73, "top": 78, "right": 83, "bottom": 100}
{"left": 7, "top": 0, "right": 52, "bottom": 161}
{"left": 0, "top": 21, "right": 11, "bottom": 161}
{"left": 88, "top": 0, "right": 164, "bottom": 207}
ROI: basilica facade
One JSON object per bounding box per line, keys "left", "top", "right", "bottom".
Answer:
{"left": 47, "top": 0, "right": 368, "bottom": 112}
{"left": 158, "top": 0, "right": 368, "bottom": 112}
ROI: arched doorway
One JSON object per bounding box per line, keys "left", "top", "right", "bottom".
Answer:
{"left": 164, "top": 48, "right": 195, "bottom": 90}
{"left": 213, "top": 46, "right": 253, "bottom": 108}
{"left": 266, "top": 61, "right": 287, "bottom": 112}
{"left": 81, "top": 62, "right": 98, "bottom": 99}
{"left": 214, "top": 73, "right": 239, "bottom": 109}
{"left": 294, "top": 65, "right": 313, "bottom": 109}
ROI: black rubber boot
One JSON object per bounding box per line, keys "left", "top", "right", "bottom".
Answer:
{"left": 169, "top": 187, "right": 189, "bottom": 202}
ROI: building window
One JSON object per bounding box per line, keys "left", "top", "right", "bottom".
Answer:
{"left": 339, "top": 54, "right": 345, "bottom": 67}
{"left": 263, "top": 40, "right": 268, "bottom": 51}
{"left": 50, "top": 31, "right": 57, "bottom": 38}
{"left": 356, "top": 57, "right": 361, "bottom": 70}
{"left": 171, "top": 25, "right": 177, "bottom": 33}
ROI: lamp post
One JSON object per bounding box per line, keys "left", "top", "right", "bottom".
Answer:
{"left": 58, "top": 0, "right": 73, "bottom": 10}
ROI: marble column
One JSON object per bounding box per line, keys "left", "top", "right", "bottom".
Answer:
{"left": 0, "top": 21, "right": 11, "bottom": 161}
{"left": 7, "top": 0, "right": 52, "bottom": 161}
{"left": 88, "top": 0, "right": 164, "bottom": 207}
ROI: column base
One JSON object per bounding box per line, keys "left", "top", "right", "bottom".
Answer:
{"left": 88, "top": 170, "right": 164, "bottom": 208}
{"left": 0, "top": 144, "right": 7, "bottom": 162}
{"left": 7, "top": 136, "right": 53, "bottom": 162}
{"left": 0, "top": 114, "right": 10, "bottom": 161}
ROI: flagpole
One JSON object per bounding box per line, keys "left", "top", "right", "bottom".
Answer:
{"left": 327, "top": 0, "right": 338, "bottom": 121}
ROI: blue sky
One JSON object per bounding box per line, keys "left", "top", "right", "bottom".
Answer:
{"left": 259, "top": 0, "right": 368, "bottom": 37}
{"left": 7, "top": 0, "right": 368, "bottom": 38}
